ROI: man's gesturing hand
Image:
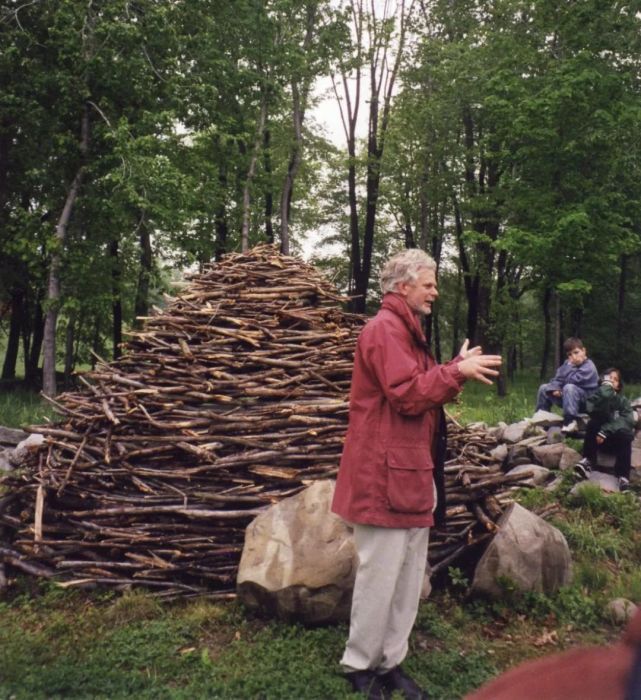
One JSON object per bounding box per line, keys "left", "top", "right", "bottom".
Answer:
{"left": 458, "top": 338, "right": 483, "bottom": 360}
{"left": 458, "top": 351, "right": 502, "bottom": 385}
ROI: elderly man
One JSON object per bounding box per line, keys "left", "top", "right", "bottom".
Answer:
{"left": 332, "top": 248, "right": 502, "bottom": 700}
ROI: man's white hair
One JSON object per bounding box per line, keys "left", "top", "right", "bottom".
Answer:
{"left": 380, "top": 248, "right": 436, "bottom": 294}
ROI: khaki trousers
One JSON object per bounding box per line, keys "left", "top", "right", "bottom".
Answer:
{"left": 340, "top": 523, "right": 431, "bottom": 672}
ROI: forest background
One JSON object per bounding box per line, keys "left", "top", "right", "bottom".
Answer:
{"left": 2, "top": 0, "right": 641, "bottom": 398}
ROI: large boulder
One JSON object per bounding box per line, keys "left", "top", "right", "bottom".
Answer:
{"left": 471, "top": 502, "right": 572, "bottom": 598}
{"left": 530, "top": 410, "right": 563, "bottom": 428}
{"left": 571, "top": 471, "right": 621, "bottom": 494}
{"left": 502, "top": 420, "right": 532, "bottom": 444}
{"left": 531, "top": 443, "right": 566, "bottom": 469}
{"left": 505, "top": 464, "right": 551, "bottom": 486}
{"left": 0, "top": 426, "right": 29, "bottom": 448}
{"left": 9, "top": 433, "right": 45, "bottom": 466}
{"left": 558, "top": 445, "right": 582, "bottom": 471}
{"left": 237, "top": 479, "right": 356, "bottom": 624}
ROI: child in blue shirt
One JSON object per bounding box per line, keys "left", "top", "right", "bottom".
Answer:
{"left": 535, "top": 337, "right": 599, "bottom": 433}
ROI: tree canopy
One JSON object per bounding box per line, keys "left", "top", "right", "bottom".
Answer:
{"left": 2, "top": 0, "right": 641, "bottom": 391}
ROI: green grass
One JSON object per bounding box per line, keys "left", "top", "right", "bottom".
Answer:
{"left": 1, "top": 374, "right": 640, "bottom": 699}
{"left": 0, "top": 582, "right": 623, "bottom": 700}
{"left": 0, "top": 387, "right": 55, "bottom": 428}
{"left": 451, "top": 372, "right": 542, "bottom": 425}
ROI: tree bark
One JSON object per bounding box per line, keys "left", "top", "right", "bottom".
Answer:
{"left": 241, "top": 97, "right": 267, "bottom": 252}
{"left": 26, "top": 297, "right": 44, "bottom": 388}
{"left": 1, "top": 289, "right": 23, "bottom": 381}
{"left": 214, "top": 163, "right": 228, "bottom": 262}
{"left": 42, "top": 104, "right": 89, "bottom": 396}
{"left": 63, "top": 309, "right": 77, "bottom": 387}
{"left": 110, "top": 238, "right": 122, "bottom": 359}
{"left": 540, "top": 286, "right": 552, "bottom": 380}
{"left": 263, "top": 126, "right": 274, "bottom": 244}
{"left": 134, "top": 217, "right": 152, "bottom": 327}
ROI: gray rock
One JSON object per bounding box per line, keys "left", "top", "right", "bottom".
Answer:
{"left": 570, "top": 470, "right": 620, "bottom": 495}
{"left": 489, "top": 443, "right": 509, "bottom": 462}
{"left": 486, "top": 425, "right": 506, "bottom": 440}
{"left": 237, "top": 479, "right": 356, "bottom": 624}
{"left": 607, "top": 598, "right": 638, "bottom": 625}
{"left": 517, "top": 434, "right": 548, "bottom": 448}
{"left": 502, "top": 420, "right": 531, "bottom": 444}
{"left": 545, "top": 476, "right": 565, "bottom": 492}
{"left": 530, "top": 410, "right": 563, "bottom": 427}
{"left": 10, "top": 433, "right": 46, "bottom": 466}
{"left": 0, "top": 426, "right": 29, "bottom": 447}
{"left": 558, "top": 446, "right": 582, "bottom": 471}
{"left": 471, "top": 502, "right": 572, "bottom": 598}
{"left": 466, "top": 421, "right": 488, "bottom": 432}
{"left": 631, "top": 447, "right": 641, "bottom": 470}
{"left": 0, "top": 449, "right": 13, "bottom": 473}
{"left": 531, "top": 443, "right": 566, "bottom": 469}
{"left": 546, "top": 426, "right": 564, "bottom": 444}
{"left": 506, "top": 443, "right": 531, "bottom": 467}
{"left": 506, "top": 464, "right": 551, "bottom": 486}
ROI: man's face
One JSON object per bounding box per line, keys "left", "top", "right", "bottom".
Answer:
{"left": 398, "top": 268, "right": 438, "bottom": 316}
{"left": 567, "top": 346, "right": 587, "bottom": 366}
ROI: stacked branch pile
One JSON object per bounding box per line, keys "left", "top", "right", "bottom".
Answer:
{"left": 1, "top": 245, "right": 535, "bottom": 598}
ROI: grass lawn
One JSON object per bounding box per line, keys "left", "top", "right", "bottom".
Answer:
{"left": 1, "top": 373, "right": 640, "bottom": 698}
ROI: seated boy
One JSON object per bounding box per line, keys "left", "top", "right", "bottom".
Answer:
{"left": 535, "top": 337, "right": 598, "bottom": 433}
{"left": 574, "top": 367, "right": 635, "bottom": 491}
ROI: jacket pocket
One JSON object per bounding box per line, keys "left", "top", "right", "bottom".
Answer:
{"left": 386, "top": 446, "right": 434, "bottom": 514}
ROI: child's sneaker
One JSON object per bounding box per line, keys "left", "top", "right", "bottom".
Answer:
{"left": 561, "top": 419, "right": 579, "bottom": 435}
{"left": 619, "top": 477, "right": 631, "bottom": 492}
{"left": 574, "top": 458, "right": 592, "bottom": 479}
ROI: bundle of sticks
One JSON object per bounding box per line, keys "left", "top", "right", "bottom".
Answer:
{"left": 0, "top": 245, "right": 534, "bottom": 598}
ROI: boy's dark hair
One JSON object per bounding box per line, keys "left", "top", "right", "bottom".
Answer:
{"left": 602, "top": 367, "right": 623, "bottom": 391}
{"left": 563, "top": 337, "right": 585, "bottom": 354}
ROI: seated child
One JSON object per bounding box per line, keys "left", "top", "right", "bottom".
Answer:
{"left": 574, "top": 367, "right": 636, "bottom": 491}
{"left": 535, "top": 337, "right": 598, "bottom": 433}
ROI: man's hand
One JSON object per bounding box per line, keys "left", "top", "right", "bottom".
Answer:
{"left": 458, "top": 338, "right": 483, "bottom": 360}
{"left": 551, "top": 390, "right": 562, "bottom": 398}
{"left": 458, "top": 352, "right": 502, "bottom": 385}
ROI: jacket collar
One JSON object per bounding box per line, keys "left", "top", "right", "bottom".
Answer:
{"left": 381, "top": 293, "right": 429, "bottom": 349}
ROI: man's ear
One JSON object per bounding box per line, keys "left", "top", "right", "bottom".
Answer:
{"left": 396, "top": 281, "right": 410, "bottom": 298}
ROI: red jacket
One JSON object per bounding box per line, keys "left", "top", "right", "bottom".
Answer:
{"left": 332, "top": 293, "right": 465, "bottom": 528}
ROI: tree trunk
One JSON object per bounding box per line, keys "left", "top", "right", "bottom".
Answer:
{"left": 263, "top": 126, "right": 274, "bottom": 244}
{"left": 617, "top": 254, "right": 627, "bottom": 356}
{"left": 451, "top": 266, "right": 462, "bottom": 359}
{"left": 554, "top": 290, "right": 561, "bottom": 370}
{"left": 241, "top": 97, "right": 267, "bottom": 252}
{"left": 26, "top": 298, "right": 44, "bottom": 388}
{"left": 134, "top": 218, "right": 153, "bottom": 327}
{"left": 91, "top": 316, "right": 102, "bottom": 371}
{"left": 1, "top": 289, "right": 23, "bottom": 381}
{"left": 279, "top": 81, "right": 303, "bottom": 256}
{"left": 214, "top": 164, "right": 228, "bottom": 261}
{"left": 110, "top": 239, "right": 122, "bottom": 359}
{"left": 42, "top": 104, "right": 89, "bottom": 397}
{"left": 63, "top": 309, "right": 77, "bottom": 387}
{"left": 540, "top": 286, "right": 552, "bottom": 380}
